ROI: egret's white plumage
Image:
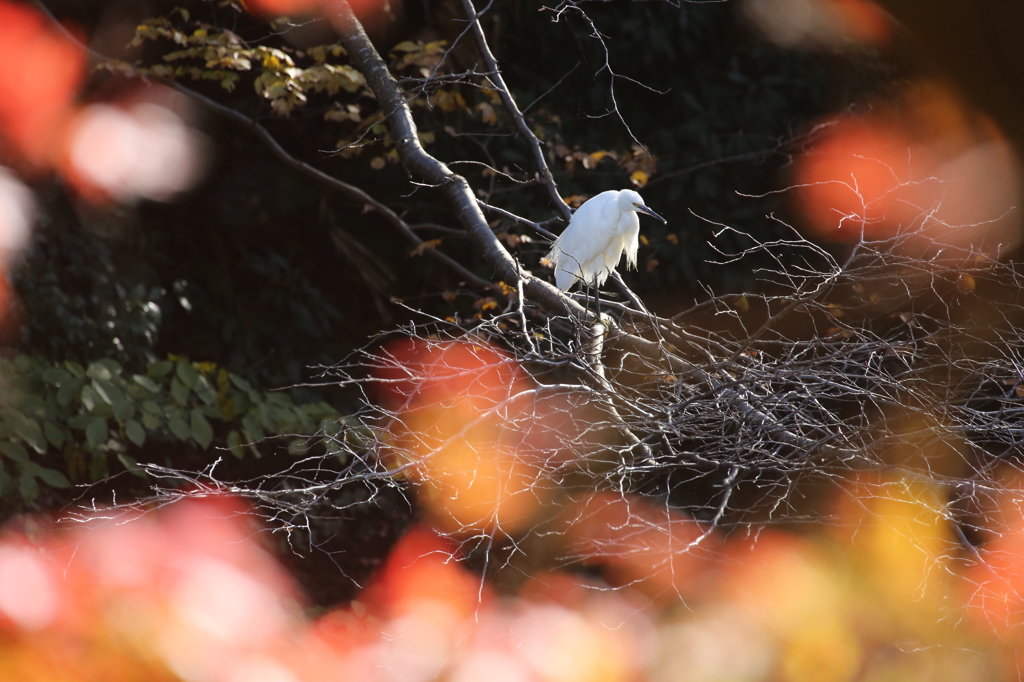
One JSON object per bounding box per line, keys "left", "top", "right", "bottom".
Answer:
{"left": 545, "top": 189, "right": 666, "bottom": 291}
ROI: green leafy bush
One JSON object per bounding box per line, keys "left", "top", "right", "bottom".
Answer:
{"left": 0, "top": 355, "right": 340, "bottom": 506}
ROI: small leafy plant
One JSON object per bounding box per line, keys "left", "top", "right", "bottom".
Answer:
{"left": 0, "top": 355, "right": 339, "bottom": 505}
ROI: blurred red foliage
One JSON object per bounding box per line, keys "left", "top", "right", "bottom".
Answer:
{"left": 0, "top": 1, "right": 85, "bottom": 170}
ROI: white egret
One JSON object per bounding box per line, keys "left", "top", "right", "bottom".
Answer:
{"left": 545, "top": 189, "right": 666, "bottom": 311}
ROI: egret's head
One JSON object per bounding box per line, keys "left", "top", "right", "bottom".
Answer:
{"left": 619, "top": 189, "right": 667, "bottom": 223}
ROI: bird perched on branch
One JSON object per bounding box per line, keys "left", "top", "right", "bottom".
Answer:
{"left": 545, "top": 189, "right": 667, "bottom": 297}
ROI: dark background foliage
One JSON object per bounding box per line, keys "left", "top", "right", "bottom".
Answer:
{"left": 21, "top": 0, "right": 885, "bottom": 386}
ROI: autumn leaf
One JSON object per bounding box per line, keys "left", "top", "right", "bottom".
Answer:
{"left": 476, "top": 102, "right": 498, "bottom": 126}
{"left": 630, "top": 170, "right": 649, "bottom": 187}
{"left": 410, "top": 239, "right": 442, "bottom": 256}
{"left": 957, "top": 274, "right": 976, "bottom": 293}
{"left": 434, "top": 90, "right": 467, "bottom": 113}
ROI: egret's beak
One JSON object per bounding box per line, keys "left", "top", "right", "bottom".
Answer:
{"left": 638, "top": 204, "right": 667, "bottom": 223}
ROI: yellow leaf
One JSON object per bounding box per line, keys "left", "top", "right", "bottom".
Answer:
{"left": 734, "top": 296, "right": 750, "bottom": 313}
{"left": 590, "top": 151, "right": 607, "bottom": 164}
{"left": 957, "top": 273, "right": 976, "bottom": 293}
{"left": 666, "top": 233, "right": 678, "bottom": 245}
{"left": 435, "top": 89, "right": 466, "bottom": 113}
{"left": 410, "top": 239, "right": 442, "bottom": 256}
{"left": 630, "top": 170, "right": 649, "bottom": 187}
{"left": 477, "top": 102, "right": 498, "bottom": 125}
{"left": 646, "top": 258, "right": 659, "bottom": 272}
{"left": 370, "top": 156, "right": 386, "bottom": 170}
{"left": 391, "top": 41, "right": 421, "bottom": 53}
{"left": 639, "top": 235, "right": 649, "bottom": 246}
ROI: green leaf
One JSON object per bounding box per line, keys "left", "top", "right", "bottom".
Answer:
{"left": 42, "top": 366, "right": 72, "bottom": 386}
{"left": 168, "top": 415, "right": 190, "bottom": 441}
{"left": 36, "top": 467, "right": 70, "bottom": 488}
{"left": 116, "top": 453, "right": 148, "bottom": 479}
{"left": 126, "top": 419, "right": 146, "bottom": 447}
{"left": 91, "top": 379, "right": 113, "bottom": 405}
{"left": 80, "top": 384, "right": 97, "bottom": 412}
{"left": 0, "top": 441, "right": 29, "bottom": 464}
{"left": 105, "top": 382, "right": 133, "bottom": 420}
{"left": 242, "top": 411, "right": 265, "bottom": 441}
{"left": 93, "top": 358, "right": 123, "bottom": 377}
{"left": 170, "top": 377, "right": 190, "bottom": 405}
{"left": 176, "top": 361, "right": 199, "bottom": 389}
{"left": 67, "top": 414, "right": 93, "bottom": 430}
{"left": 190, "top": 410, "right": 214, "bottom": 449}
{"left": 4, "top": 410, "right": 45, "bottom": 451}
{"left": 133, "top": 375, "right": 161, "bottom": 392}
{"left": 226, "top": 429, "right": 245, "bottom": 459}
{"left": 148, "top": 360, "right": 174, "bottom": 379}
{"left": 86, "top": 362, "right": 113, "bottom": 382}
{"left": 64, "top": 361, "right": 85, "bottom": 378}
{"left": 230, "top": 374, "right": 253, "bottom": 392}
{"left": 14, "top": 417, "right": 47, "bottom": 454}
{"left": 57, "top": 380, "right": 81, "bottom": 408}
{"left": 43, "top": 421, "right": 65, "bottom": 448}
{"left": 18, "top": 473, "right": 38, "bottom": 502}
{"left": 86, "top": 416, "right": 108, "bottom": 450}
{"left": 194, "top": 376, "right": 217, "bottom": 405}
{"left": 142, "top": 413, "right": 162, "bottom": 430}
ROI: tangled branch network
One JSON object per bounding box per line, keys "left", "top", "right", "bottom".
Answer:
{"left": 63, "top": 0, "right": 1024, "bottom": 602}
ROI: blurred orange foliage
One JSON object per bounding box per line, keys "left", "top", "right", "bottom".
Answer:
{"left": 376, "top": 338, "right": 546, "bottom": 535}
{"left": 3, "top": 462, "right": 1024, "bottom": 679}
{"left": 793, "top": 82, "right": 1022, "bottom": 253}
{"left": 561, "top": 491, "right": 717, "bottom": 602}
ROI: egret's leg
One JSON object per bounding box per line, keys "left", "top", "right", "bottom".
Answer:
{"left": 593, "top": 281, "right": 602, "bottom": 322}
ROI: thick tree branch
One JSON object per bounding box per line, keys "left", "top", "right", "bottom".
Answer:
{"left": 322, "top": 0, "right": 584, "bottom": 319}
